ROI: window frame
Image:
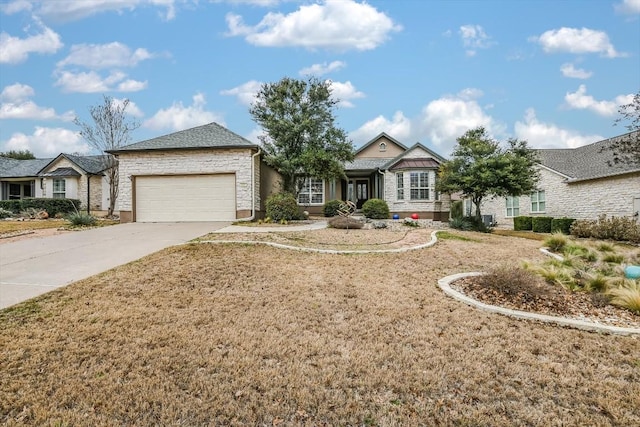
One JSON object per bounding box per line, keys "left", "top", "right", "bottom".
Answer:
{"left": 530, "top": 190, "right": 545, "bottom": 213}
{"left": 505, "top": 196, "right": 520, "bottom": 218}
{"left": 52, "top": 178, "right": 66, "bottom": 199}
{"left": 396, "top": 172, "right": 404, "bottom": 200}
{"left": 409, "top": 171, "right": 431, "bottom": 201}
{"left": 297, "top": 178, "right": 324, "bottom": 206}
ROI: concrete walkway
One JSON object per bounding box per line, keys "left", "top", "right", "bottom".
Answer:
{"left": 0, "top": 222, "right": 228, "bottom": 309}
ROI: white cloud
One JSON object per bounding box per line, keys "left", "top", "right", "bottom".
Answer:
{"left": 111, "top": 97, "right": 144, "bottom": 117}
{"left": 0, "top": 19, "right": 63, "bottom": 64}
{"left": 54, "top": 70, "right": 146, "bottom": 93}
{"left": 144, "top": 93, "right": 225, "bottom": 131}
{"left": 0, "top": 83, "right": 74, "bottom": 121}
{"left": 560, "top": 63, "right": 593, "bottom": 79}
{"left": 57, "top": 42, "right": 154, "bottom": 69}
{"left": 564, "top": 85, "right": 633, "bottom": 116}
{"left": 418, "top": 89, "right": 502, "bottom": 152}
{"left": 225, "top": 0, "right": 402, "bottom": 51}
{"left": 533, "top": 27, "right": 624, "bottom": 58}
{"left": 299, "top": 60, "right": 346, "bottom": 76}
{"left": 2, "top": 126, "right": 90, "bottom": 156}
{"left": 220, "top": 80, "right": 263, "bottom": 107}
{"left": 1, "top": 0, "right": 32, "bottom": 14}
{"left": 350, "top": 111, "right": 411, "bottom": 145}
{"left": 328, "top": 80, "right": 364, "bottom": 108}
{"left": 245, "top": 127, "right": 266, "bottom": 145}
{"left": 459, "top": 24, "right": 493, "bottom": 56}
{"left": 10, "top": 0, "right": 182, "bottom": 22}
{"left": 614, "top": 0, "right": 640, "bottom": 14}
{"left": 213, "top": 0, "right": 280, "bottom": 5}
{"left": 514, "top": 108, "right": 603, "bottom": 149}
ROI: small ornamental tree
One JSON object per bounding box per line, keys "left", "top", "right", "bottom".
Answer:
{"left": 608, "top": 89, "right": 640, "bottom": 166}
{"left": 249, "top": 77, "right": 355, "bottom": 195}
{"left": 437, "top": 127, "right": 540, "bottom": 222}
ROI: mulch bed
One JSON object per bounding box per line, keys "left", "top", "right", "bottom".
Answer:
{"left": 451, "top": 276, "right": 640, "bottom": 329}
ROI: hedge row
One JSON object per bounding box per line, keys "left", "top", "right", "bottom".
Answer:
{"left": 513, "top": 215, "right": 575, "bottom": 234}
{"left": 0, "top": 198, "right": 81, "bottom": 216}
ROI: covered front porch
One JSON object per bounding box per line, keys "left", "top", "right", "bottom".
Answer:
{"left": 0, "top": 179, "right": 39, "bottom": 200}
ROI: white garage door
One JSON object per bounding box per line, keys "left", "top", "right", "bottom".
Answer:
{"left": 135, "top": 174, "right": 236, "bottom": 222}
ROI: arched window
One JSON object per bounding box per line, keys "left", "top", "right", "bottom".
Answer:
{"left": 379, "top": 142, "right": 387, "bottom": 152}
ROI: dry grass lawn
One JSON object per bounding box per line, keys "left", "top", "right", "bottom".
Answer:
{"left": 0, "top": 219, "right": 67, "bottom": 234}
{"left": 1, "top": 230, "right": 639, "bottom": 426}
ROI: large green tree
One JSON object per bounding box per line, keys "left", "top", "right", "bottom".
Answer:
{"left": 609, "top": 89, "right": 640, "bottom": 166}
{"left": 249, "top": 77, "right": 355, "bottom": 194}
{"left": 74, "top": 95, "right": 139, "bottom": 217}
{"left": 0, "top": 149, "right": 35, "bottom": 159}
{"left": 437, "top": 127, "right": 540, "bottom": 221}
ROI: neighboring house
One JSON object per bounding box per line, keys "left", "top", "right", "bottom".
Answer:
{"left": 108, "top": 124, "right": 451, "bottom": 222}
{"left": 300, "top": 132, "right": 451, "bottom": 220}
{"left": 108, "top": 122, "right": 266, "bottom": 223}
{"left": 0, "top": 153, "right": 113, "bottom": 212}
{"left": 476, "top": 131, "right": 640, "bottom": 226}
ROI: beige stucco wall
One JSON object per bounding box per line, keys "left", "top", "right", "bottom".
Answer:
{"left": 357, "top": 136, "right": 405, "bottom": 158}
{"left": 479, "top": 167, "right": 640, "bottom": 226}
{"left": 116, "top": 148, "right": 258, "bottom": 216}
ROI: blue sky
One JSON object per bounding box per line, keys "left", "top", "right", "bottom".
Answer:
{"left": 0, "top": 0, "right": 638, "bottom": 158}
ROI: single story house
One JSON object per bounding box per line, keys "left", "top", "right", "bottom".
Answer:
{"left": 474, "top": 131, "right": 640, "bottom": 225}
{"left": 108, "top": 123, "right": 451, "bottom": 222}
{"left": 0, "top": 153, "right": 113, "bottom": 212}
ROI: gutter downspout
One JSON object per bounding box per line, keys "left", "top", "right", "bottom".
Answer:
{"left": 237, "top": 148, "right": 261, "bottom": 222}
{"left": 86, "top": 173, "right": 91, "bottom": 215}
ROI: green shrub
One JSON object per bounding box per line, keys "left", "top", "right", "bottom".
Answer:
{"left": 323, "top": 199, "right": 343, "bottom": 217}
{"left": 449, "top": 217, "right": 473, "bottom": 231}
{"left": 67, "top": 212, "right": 97, "bottom": 227}
{"left": 570, "top": 215, "right": 640, "bottom": 243}
{"left": 551, "top": 217, "right": 575, "bottom": 234}
{"left": 265, "top": 193, "right": 301, "bottom": 222}
{"left": 0, "top": 198, "right": 80, "bottom": 217}
{"left": 532, "top": 216, "right": 553, "bottom": 233}
{"left": 0, "top": 208, "right": 13, "bottom": 219}
{"left": 513, "top": 216, "right": 533, "bottom": 231}
{"left": 450, "top": 200, "right": 463, "bottom": 219}
{"left": 361, "top": 198, "right": 389, "bottom": 219}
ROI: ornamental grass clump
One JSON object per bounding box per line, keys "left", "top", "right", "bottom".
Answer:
{"left": 67, "top": 212, "right": 97, "bottom": 227}
{"left": 543, "top": 232, "right": 568, "bottom": 253}
{"left": 607, "top": 280, "right": 640, "bottom": 314}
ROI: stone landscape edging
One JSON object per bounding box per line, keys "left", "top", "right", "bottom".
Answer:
{"left": 197, "top": 230, "right": 441, "bottom": 254}
{"left": 438, "top": 272, "right": 640, "bottom": 336}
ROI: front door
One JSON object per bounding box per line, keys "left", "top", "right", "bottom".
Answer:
{"left": 356, "top": 179, "right": 368, "bottom": 209}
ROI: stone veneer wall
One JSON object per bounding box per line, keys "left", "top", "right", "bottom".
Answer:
{"left": 479, "top": 167, "right": 640, "bottom": 226}
{"left": 41, "top": 157, "right": 104, "bottom": 210}
{"left": 116, "top": 148, "right": 258, "bottom": 217}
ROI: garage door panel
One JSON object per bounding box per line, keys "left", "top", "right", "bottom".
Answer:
{"left": 136, "top": 174, "right": 236, "bottom": 222}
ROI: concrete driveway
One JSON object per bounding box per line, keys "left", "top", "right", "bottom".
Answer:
{"left": 0, "top": 222, "right": 228, "bottom": 309}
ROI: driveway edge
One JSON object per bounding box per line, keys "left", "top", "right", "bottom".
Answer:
{"left": 438, "top": 272, "right": 640, "bottom": 336}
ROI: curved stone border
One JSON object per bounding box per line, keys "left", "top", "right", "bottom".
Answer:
{"left": 438, "top": 272, "right": 640, "bottom": 336}
{"left": 540, "top": 247, "right": 564, "bottom": 260}
{"left": 196, "top": 230, "right": 441, "bottom": 254}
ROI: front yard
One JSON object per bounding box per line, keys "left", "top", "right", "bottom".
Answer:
{"left": 1, "top": 230, "right": 639, "bottom": 425}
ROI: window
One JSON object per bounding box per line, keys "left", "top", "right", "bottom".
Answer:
{"left": 396, "top": 172, "right": 404, "bottom": 200}
{"left": 53, "top": 179, "right": 66, "bottom": 199}
{"left": 297, "top": 178, "right": 324, "bottom": 205}
{"left": 505, "top": 196, "right": 520, "bottom": 217}
{"left": 379, "top": 142, "right": 387, "bottom": 152}
{"left": 410, "top": 171, "right": 430, "bottom": 200}
{"left": 531, "top": 190, "right": 545, "bottom": 213}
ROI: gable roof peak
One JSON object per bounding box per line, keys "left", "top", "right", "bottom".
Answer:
{"left": 355, "top": 132, "right": 408, "bottom": 155}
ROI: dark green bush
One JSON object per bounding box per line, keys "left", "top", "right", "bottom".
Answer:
{"left": 0, "top": 208, "right": 14, "bottom": 219}
{"left": 551, "top": 217, "right": 575, "bottom": 235}
{"left": 532, "top": 216, "right": 553, "bottom": 233}
{"left": 361, "top": 198, "right": 389, "bottom": 219}
{"left": 323, "top": 199, "right": 343, "bottom": 217}
{"left": 67, "top": 212, "right": 97, "bottom": 227}
{"left": 513, "top": 216, "right": 533, "bottom": 231}
{"left": 450, "top": 216, "right": 491, "bottom": 232}
{"left": 0, "top": 198, "right": 80, "bottom": 216}
{"left": 570, "top": 215, "right": 640, "bottom": 243}
{"left": 449, "top": 217, "right": 473, "bottom": 231}
{"left": 450, "top": 200, "right": 463, "bottom": 220}
{"left": 265, "top": 193, "right": 302, "bottom": 222}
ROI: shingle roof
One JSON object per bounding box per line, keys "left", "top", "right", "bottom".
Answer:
{"left": 389, "top": 158, "right": 440, "bottom": 170}
{"left": 41, "top": 167, "right": 81, "bottom": 177}
{"left": 108, "top": 122, "right": 257, "bottom": 153}
{"left": 537, "top": 131, "right": 639, "bottom": 182}
{"left": 0, "top": 157, "right": 53, "bottom": 178}
{"left": 345, "top": 158, "right": 391, "bottom": 171}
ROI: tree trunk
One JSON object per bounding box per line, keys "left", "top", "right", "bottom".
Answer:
{"left": 473, "top": 196, "right": 483, "bottom": 222}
